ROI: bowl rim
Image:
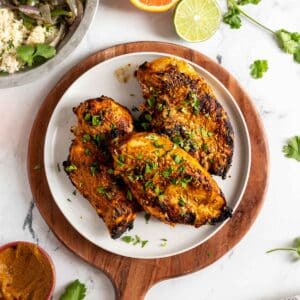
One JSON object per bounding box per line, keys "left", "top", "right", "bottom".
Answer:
{"left": 0, "top": 241, "right": 56, "bottom": 300}
{"left": 0, "top": 0, "right": 98, "bottom": 89}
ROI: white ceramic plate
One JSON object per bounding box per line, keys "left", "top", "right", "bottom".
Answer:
{"left": 44, "top": 52, "right": 251, "bottom": 259}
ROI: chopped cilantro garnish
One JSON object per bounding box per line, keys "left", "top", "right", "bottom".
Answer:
{"left": 172, "top": 154, "right": 182, "bottom": 164}
{"left": 97, "top": 186, "right": 112, "bottom": 199}
{"left": 145, "top": 180, "right": 154, "bottom": 189}
{"left": 160, "top": 238, "right": 167, "bottom": 247}
{"left": 84, "top": 112, "right": 91, "bottom": 121}
{"left": 121, "top": 235, "right": 148, "bottom": 248}
{"left": 154, "top": 186, "right": 163, "bottom": 195}
{"left": 200, "top": 127, "right": 214, "bottom": 138}
{"left": 141, "top": 240, "right": 148, "bottom": 248}
{"left": 178, "top": 196, "right": 186, "bottom": 207}
{"left": 178, "top": 165, "right": 186, "bottom": 173}
{"left": 126, "top": 189, "right": 133, "bottom": 201}
{"left": 153, "top": 141, "right": 164, "bottom": 148}
{"left": 107, "top": 168, "right": 114, "bottom": 174}
{"left": 157, "top": 103, "right": 164, "bottom": 111}
{"left": 82, "top": 134, "right": 91, "bottom": 143}
{"left": 90, "top": 163, "right": 99, "bottom": 176}
{"left": 147, "top": 96, "right": 156, "bottom": 107}
{"left": 84, "top": 148, "right": 91, "bottom": 156}
{"left": 117, "top": 154, "right": 125, "bottom": 166}
{"left": 133, "top": 235, "right": 141, "bottom": 245}
{"left": 144, "top": 114, "right": 152, "bottom": 122}
{"left": 65, "top": 164, "right": 77, "bottom": 173}
{"left": 202, "top": 143, "right": 209, "bottom": 153}
{"left": 72, "top": 190, "right": 77, "bottom": 196}
{"left": 162, "top": 167, "right": 173, "bottom": 178}
{"left": 122, "top": 236, "right": 133, "bottom": 243}
{"left": 180, "top": 176, "right": 193, "bottom": 188}
{"left": 92, "top": 115, "right": 101, "bottom": 126}
{"left": 92, "top": 134, "right": 105, "bottom": 146}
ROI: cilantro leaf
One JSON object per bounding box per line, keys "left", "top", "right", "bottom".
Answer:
{"left": 16, "top": 43, "right": 56, "bottom": 67}
{"left": 276, "top": 30, "right": 300, "bottom": 54}
{"left": 276, "top": 29, "right": 300, "bottom": 63}
{"left": 250, "top": 60, "right": 268, "bottom": 79}
{"left": 223, "top": 7, "right": 242, "bottom": 29}
{"left": 60, "top": 280, "right": 86, "bottom": 300}
{"left": 283, "top": 136, "right": 300, "bottom": 162}
{"left": 237, "top": 0, "right": 261, "bottom": 5}
{"left": 34, "top": 43, "right": 56, "bottom": 59}
{"left": 16, "top": 45, "right": 35, "bottom": 66}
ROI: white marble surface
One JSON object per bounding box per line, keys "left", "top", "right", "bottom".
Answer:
{"left": 1, "top": 0, "right": 300, "bottom": 299}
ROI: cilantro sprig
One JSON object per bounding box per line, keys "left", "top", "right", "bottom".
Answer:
{"left": 223, "top": 0, "right": 300, "bottom": 63}
{"left": 60, "top": 280, "right": 86, "bottom": 300}
{"left": 250, "top": 60, "right": 268, "bottom": 79}
{"left": 16, "top": 43, "right": 56, "bottom": 67}
{"left": 283, "top": 136, "right": 300, "bottom": 162}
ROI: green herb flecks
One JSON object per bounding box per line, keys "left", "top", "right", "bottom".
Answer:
{"left": 162, "top": 167, "right": 173, "bottom": 178}
{"left": 180, "top": 176, "right": 193, "bottom": 189}
{"left": 200, "top": 127, "right": 214, "bottom": 138}
{"left": 160, "top": 238, "right": 167, "bottom": 247}
{"left": 152, "top": 141, "right": 164, "bottom": 148}
{"left": 84, "top": 148, "right": 92, "bottom": 156}
{"left": 82, "top": 134, "right": 91, "bottom": 143}
{"left": 126, "top": 189, "right": 133, "bottom": 201}
{"left": 147, "top": 96, "right": 156, "bottom": 107}
{"left": 121, "top": 235, "right": 148, "bottom": 248}
{"left": 188, "top": 92, "right": 201, "bottom": 114}
{"left": 172, "top": 154, "right": 182, "bottom": 164}
{"left": 65, "top": 164, "right": 77, "bottom": 173}
{"left": 250, "top": 59, "right": 268, "bottom": 79}
{"left": 283, "top": 136, "right": 300, "bottom": 162}
{"left": 57, "top": 163, "right": 61, "bottom": 172}
{"left": 96, "top": 187, "right": 112, "bottom": 200}
{"left": 117, "top": 154, "right": 125, "bottom": 166}
{"left": 178, "top": 196, "right": 186, "bottom": 207}
{"left": 90, "top": 163, "right": 99, "bottom": 176}
{"left": 107, "top": 168, "right": 114, "bottom": 174}
{"left": 91, "top": 115, "right": 101, "bottom": 126}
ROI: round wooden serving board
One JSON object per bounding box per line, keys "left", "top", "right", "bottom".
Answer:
{"left": 28, "top": 41, "right": 269, "bottom": 300}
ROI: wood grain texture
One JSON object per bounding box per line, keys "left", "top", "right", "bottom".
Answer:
{"left": 27, "top": 41, "right": 269, "bottom": 300}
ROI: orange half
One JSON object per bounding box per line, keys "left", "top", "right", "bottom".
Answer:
{"left": 130, "top": 0, "right": 179, "bottom": 12}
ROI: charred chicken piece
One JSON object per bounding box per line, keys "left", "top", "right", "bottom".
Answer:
{"left": 111, "top": 132, "right": 232, "bottom": 228}
{"left": 64, "top": 96, "right": 138, "bottom": 239}
{"left": 136, "top": 57, "right": 234, "bottom": 178}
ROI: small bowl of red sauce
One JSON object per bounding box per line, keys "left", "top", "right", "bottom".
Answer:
{"left": 0, "top": 241, "right": 55, "bottom": 300}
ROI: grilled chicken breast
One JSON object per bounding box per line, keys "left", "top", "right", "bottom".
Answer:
{"left": 136, "top": 57, "right": 234, "bottom": 178}
{"left": 64, "top": 96, "right": 138, "bottom": 239}
{"left": 111, "top": 132, "right": 231, "bottom": 227}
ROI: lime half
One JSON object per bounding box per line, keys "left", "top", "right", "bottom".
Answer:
{"left": 174, "top": 0, "right": 221, "bottom": 42}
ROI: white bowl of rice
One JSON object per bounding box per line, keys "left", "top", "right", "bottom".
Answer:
{"left": 0, "top": 0, "right": 98, "bottom": 89}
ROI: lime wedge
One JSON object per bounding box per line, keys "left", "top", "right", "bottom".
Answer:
{"left": 174, "top": 0, "right": 221, "bottom": 42}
